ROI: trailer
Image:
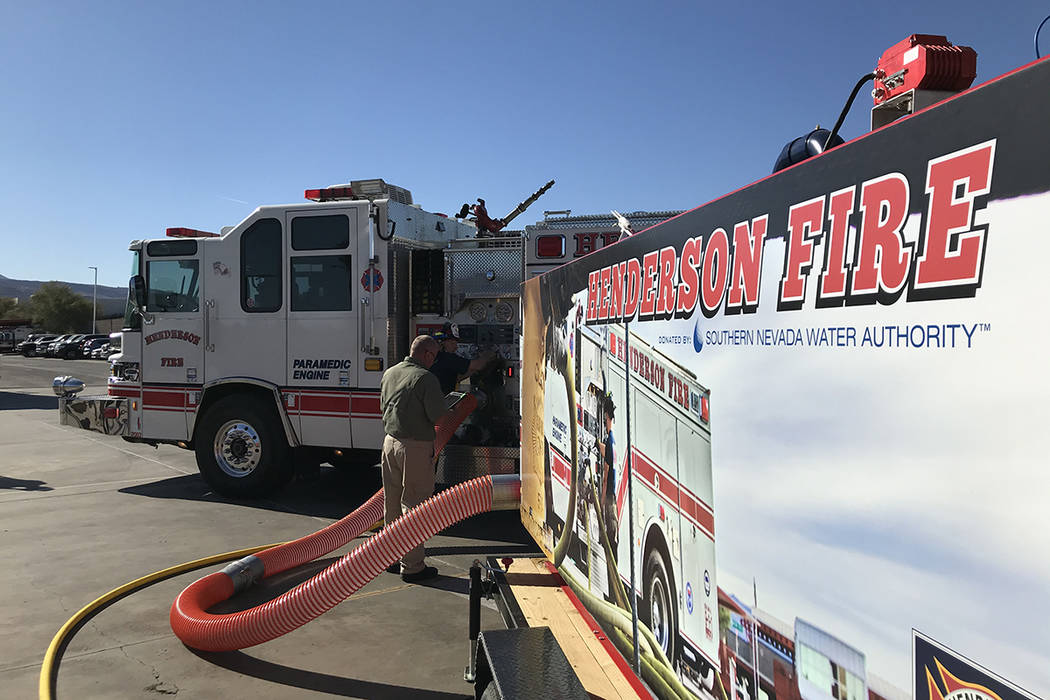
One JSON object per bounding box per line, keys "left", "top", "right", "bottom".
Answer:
{"left": 0, "top": 322, "right": 34, "bottom": 352}
{"left": 478, "top": 40, "right": 1049, "bottom": 700}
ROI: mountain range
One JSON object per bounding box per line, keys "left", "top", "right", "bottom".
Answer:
{"left": 0, "top": 274, "right": 128, "bottom": 316}
{"left": 0, "top": 273, "right": 126, "bottom": 300}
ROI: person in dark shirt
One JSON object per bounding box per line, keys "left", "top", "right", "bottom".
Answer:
{"left": 596, "top": 395, "right": 618, "bottom": 553}
{"left": 428, "top": 323, "right": 495, "bottom": 394}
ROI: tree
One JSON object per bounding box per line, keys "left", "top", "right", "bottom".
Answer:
{"left": 28, "top": 283, "right": 93, "bottom": 333}
{"left": 0, "top": 297, "right": 28, "bottom": 319}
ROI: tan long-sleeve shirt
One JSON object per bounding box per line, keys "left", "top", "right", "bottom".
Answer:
{"left": 380, "top": 357, "right": 448, "bottom": 441}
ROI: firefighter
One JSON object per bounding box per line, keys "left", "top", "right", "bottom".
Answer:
{"left": 596, "top": 394, "right": 617, "bottom": 553}
{"left": 428, "top": 323, "right": 495, "bottom": 395}
{"left": 379, "top": 334, "right": 450, "bottom": 582}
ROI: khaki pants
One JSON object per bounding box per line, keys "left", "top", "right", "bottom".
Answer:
{"left": 381, "top": 435, "right": 435, "bottom": 574}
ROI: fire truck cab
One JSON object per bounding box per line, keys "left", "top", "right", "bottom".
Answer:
{"left": 58, "top": 179, "right": 525, "bottom": 496}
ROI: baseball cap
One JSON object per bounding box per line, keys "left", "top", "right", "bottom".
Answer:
{"left": 441, "top": 322, "right": 460, "bottom": 340}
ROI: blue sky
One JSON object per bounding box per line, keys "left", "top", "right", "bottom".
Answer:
{"left": 1, "top": 1, "right": 1044, "bottom": 288}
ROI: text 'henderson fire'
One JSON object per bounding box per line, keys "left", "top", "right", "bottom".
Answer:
{"left": 586, "top": 141, "right": 996, "bottom": 324}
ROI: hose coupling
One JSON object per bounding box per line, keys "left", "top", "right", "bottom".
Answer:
{"left": 221, "top": 555, "right": 265, "bottom": 593}
{"left": 490, "top": 475, "right": 522, "bottom": 511}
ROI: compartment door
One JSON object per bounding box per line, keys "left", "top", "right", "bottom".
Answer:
{"left": 286, "top": 208, "right": 360, "bottom": 447}
{"left": 676, "top": 421, "right": 718, "bottom": 668}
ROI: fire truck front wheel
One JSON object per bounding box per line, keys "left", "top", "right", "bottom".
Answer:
{"left": 194, "top": 396, "right": 292, "bottom": 497}
{"left": 643, "top": 547, "right": 679, "bottom": 668}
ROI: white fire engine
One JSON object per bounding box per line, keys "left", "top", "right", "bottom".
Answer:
{"left": 56, "top": 179, "right": 531, "bottom": 497}
{"left": 541, "top": 293, "right": 718, "bottom": 696}
{"left": 54, "top": 181, "right": 684, "bottom": 497}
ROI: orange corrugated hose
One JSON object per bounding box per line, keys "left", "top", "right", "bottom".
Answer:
{"left": 170, "top": 393, "right": 523, "bottom": 652}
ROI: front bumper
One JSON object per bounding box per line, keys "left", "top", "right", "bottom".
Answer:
{"left": 59, "top": 395, "right": 129, "bottom": 436}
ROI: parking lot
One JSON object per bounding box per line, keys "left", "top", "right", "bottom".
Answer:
{"left": 1, "top": 355, "right": 537, "bottom": 699}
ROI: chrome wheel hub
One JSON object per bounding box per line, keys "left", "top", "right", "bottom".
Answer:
{"left": 214, "top": 420, "right": 262, "bottom": 478}
{"left": 650, "top": 577, "right": 670, "bottom": 652}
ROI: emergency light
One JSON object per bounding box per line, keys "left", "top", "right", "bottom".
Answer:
{"left": 166, "top": 227, "right": 218, "bottom": 238}
{"left": 535, "top": 235, "right": 565, "bottom": 258}
{"left": 305, "top": 186, "right": 355, "bottom": 202}
{"left": 305, "top": 179, "right": 414, "bottom": 205}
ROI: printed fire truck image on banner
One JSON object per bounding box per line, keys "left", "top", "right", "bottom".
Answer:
{"left": 520, "top": 56, "right": 1050, "bottom": 700}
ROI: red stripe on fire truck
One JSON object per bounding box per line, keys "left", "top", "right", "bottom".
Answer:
{"left": 631, "top": 449, "right": 714, "bottom": 540}
{"left": 143, "top": 389, "right": 187, "bottom": 409}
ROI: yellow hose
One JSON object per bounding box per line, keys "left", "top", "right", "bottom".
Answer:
{"left": 39, "top": 542, "right": 285, "bottom": 700}
{"left": 40, "top": 516, "right": 386, "bottom": 699}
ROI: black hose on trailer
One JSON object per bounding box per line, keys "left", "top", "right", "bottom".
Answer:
{"left": 823, "top": 72, "right": 878, "bottom": 150}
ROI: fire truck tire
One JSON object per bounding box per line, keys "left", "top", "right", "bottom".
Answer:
{"left": 194, "top": 396, "right": 292, "bottom": 497}
{"left": 642, "top": 547, "right": 679, "bottom": 668}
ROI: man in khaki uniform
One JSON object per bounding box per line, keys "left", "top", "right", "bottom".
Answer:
{"left": 380, "top": 335, "right": 450, "bottom": 582}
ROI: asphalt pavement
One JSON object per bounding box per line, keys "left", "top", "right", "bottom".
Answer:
{"left": 0, "top": 354, "right": 538, "bottom": 699}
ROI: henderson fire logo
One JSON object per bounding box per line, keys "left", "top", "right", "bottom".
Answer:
{"left": 585, "top": 141, "right": 996, "bottom": 325}
{"left": 145, "top": 329, "right": 201, "bottom": 346}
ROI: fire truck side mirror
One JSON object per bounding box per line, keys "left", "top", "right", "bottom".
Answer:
{"left": 129, "top": 275, "right": 154, "bottom": 324}
{"left": 131, "top": 275, "right": 146, "bottom": 309}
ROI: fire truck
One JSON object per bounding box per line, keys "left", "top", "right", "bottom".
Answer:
{"left": 56, "top": 179, "right": 537, "bottom": 496}
{"left": 53, "top": 179, "right": 683, "bottom": 498}
{"left": 539, "top": 293, "right": 718, "bottom": 696}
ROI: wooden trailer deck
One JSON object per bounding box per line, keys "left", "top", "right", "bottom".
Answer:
{"left": 499, "top": 557, "right": 647, "bottom": 699}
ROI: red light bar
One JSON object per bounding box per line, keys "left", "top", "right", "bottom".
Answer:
{"left": 535, "top": 234, "right": 565, "bottom": 258}
{"left": 304, "top": 186, "right": 356, "bottom": 202}
{"left": 166, "top": 227, "right": 218, "bottom": 238}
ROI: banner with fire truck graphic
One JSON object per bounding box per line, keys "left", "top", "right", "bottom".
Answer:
{"left": 519, "top": 57, "right": 1050, "bottom": 700}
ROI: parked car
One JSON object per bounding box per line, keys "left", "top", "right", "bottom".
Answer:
{"left": 55, "top": 334, "right": 104, "bottom": 358}
{"left": 91, "top": 342, "right": 111, "bottom": 359}
{"left": 101, "top": 333, "right": 122, "bottom": 359}
{"left": 19, "top": 334, "right": 57, "bottom": 356}
{"left": 47, "top": 335, "right": 80, "bottom": 357}
{"left": 43, "top": 335, "right": 70, "bottom": 356}
{"left": 41, "top": 335, "right": 72, "bottom": 356}
{"left": 64, "top": 334, "right": 106, "bottom": 359}
{"left": 79, "top": 337, "right": 109, "bottom": 358}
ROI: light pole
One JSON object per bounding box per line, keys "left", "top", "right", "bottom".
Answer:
{"left": 88, "top": 266, "right": 98, "bottom": 334}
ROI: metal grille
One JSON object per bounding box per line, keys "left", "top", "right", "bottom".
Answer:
{"left": 435, "top": 445, "right": 519, "bottom": 486}
{"left": 446, "top": 247, "right": 523, "bottom": 309}
{"left": 526, "top": 210, "right": 683, "bottom": 231}
{"left": 387, "top": 245, "right": 410, "bottom": 366}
